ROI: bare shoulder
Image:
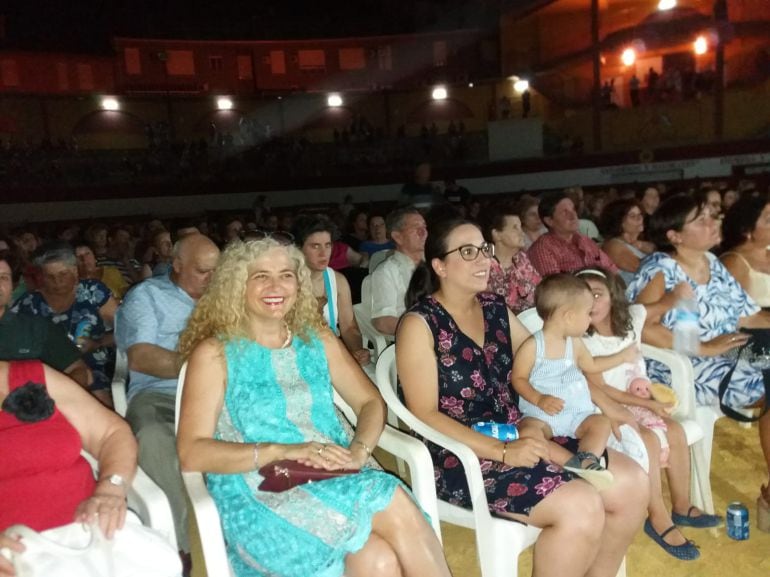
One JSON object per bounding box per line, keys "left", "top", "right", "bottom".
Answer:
{"left": 317, "top": 327, "right": 345, "bottom": 355}
{"left": 333, "top": 270, "right": 351, "bottom": 289}
{"left": 720, "top": 251, "right": 747, "bottom": 271}
{"left": 396, "top": 312, "right": 433, "bottom": 343}
{"left": 189, "top": 337, "right": 225, "bottom": 363}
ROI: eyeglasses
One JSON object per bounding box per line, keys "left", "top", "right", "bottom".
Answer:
{"left": 243, "top": 230, "right": 295, "bottom": 245}
{"left": 440, "top": 242, "right": 495, "bottom": 261}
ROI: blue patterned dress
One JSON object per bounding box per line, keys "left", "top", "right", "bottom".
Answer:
{"left": 626, "top": 252, "right": 764, "bottom": 409}
{"left": 208, "top": 335, "right": 406, "bottom": 577}
{"left": 406, "top": 293, "right": 575, "bottom": 517}
{"left": 12, "top": 280, "right": 113, "bottom": 390}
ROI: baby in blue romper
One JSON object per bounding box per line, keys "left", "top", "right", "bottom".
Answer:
{"left": 513, "top": 274, "right": 637, "bottom": 489}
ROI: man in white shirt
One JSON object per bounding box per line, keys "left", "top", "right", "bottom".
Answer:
{"left": 371, "top": 207, "right": 427, "bottom": 335}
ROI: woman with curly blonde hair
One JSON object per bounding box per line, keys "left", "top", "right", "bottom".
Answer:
{"left": 176, "top": 239, "right": 451, "bottom": 577}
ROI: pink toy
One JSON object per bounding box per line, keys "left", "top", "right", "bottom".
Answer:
{"left": 625, "top": 363, "right": 670, "bottom": 467}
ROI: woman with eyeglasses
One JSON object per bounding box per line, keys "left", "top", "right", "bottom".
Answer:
{"left": 480, "top": 201, "right": 541, "bottom": 314}
{"left": 599, "top": 199, "right": 655, "bottom": 286}
{"left": 397, "top": 217, "right": 648, "bottom": 577}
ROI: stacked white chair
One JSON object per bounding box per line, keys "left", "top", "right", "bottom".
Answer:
{"left": 80, "top": 451, "right": 178, "bottom": 550}
{"left": 375, "top": 345, "right": 626, "bottom": 577}
{"left": 515, "top": 308, "right": 713, "bottom": 514}
{"left": 174, "top": 360, "right": 442, "bottom": 577}
{"left": 353, "top": 275, "right": 395, "bottom": 364}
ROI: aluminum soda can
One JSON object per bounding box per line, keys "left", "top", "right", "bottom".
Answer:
{"left": 727, "top": 501, "right": 749, "bottom": 540}
{"left": 472, "top": 421, "right": 519, "bottom": 441}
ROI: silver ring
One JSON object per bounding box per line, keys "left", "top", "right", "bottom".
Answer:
{"left": 317, "top": 445, "right": 325, "bottom": 455}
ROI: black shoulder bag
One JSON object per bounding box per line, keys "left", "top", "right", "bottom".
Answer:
{"left": 718, "top": 328, "right": 770, "bottom": 422}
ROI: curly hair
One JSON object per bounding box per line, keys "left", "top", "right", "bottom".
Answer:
{"left": 577, "top": 268, "right": 634, "bottom": 339}
{"left": 178, "top": 239, "right": 325, "bottom": 358}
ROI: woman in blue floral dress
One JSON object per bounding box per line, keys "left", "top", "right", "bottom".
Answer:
{"left": 625, "top": 193, "right": 770, "bottom": 501}
{"left": 13, "top": 242, "right": 117, "bottom": 405}
{"left": 397, "top": 217, "right": 648, "bottom": 576}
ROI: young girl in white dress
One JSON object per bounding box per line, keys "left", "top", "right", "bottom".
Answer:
{"left": 578, "top": 268, "right": 721, "bottom": 561}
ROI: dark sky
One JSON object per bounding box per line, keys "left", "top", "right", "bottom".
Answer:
{"left": 3, "top": 0, "right": 503, "bottom": 53}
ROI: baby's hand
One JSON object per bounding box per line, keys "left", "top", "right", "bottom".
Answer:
{"left": 621, "top": 343, "right": 640, "bottom": 363}
{"left": 537, "top": 394, "right": 564, "bottom": 415}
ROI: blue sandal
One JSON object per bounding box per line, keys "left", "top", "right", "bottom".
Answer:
{"left": 671, "top": 506, "right": 723, "bottom": 528}
{"left": 644, "top": 519, "right": 700, "bottom": 560}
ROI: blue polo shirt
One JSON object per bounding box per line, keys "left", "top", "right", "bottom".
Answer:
{"left": 116, "top": 274, "right": 194, "bottom": 402}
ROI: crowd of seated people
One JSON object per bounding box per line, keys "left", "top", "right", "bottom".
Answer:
{"left": 2, "top": 175, "right": 770, "bottom": 576}
{"left": 0, "top": 124, "right": 486, "bottom": 192}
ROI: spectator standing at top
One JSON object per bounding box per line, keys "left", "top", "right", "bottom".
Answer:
{"left": 401, "top": 163, "right": 439, "bottom": 209}
{"left": 527, "top": 191, "right": 619, "bottom": 277}
{"left": 499, "top": 94, "right": 512, "bottom": 119}
{"left": 630, "top": 74, "right": 641, "bottom": 107}
{"left": 522, "top": 88, "right": 532, "bottom": 118}
{"left": 646, "top": 67, "right": 660, "bottom": 99}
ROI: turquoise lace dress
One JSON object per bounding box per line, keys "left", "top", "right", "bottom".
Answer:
{"left": 207, "top": 334, "right": 405, "bottom": 577}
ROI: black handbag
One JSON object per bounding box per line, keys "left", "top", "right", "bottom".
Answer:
{"left": 718, "top": 328, "right": 770, "bottom": 422}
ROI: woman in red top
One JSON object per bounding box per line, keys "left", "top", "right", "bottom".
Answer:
{"left": 0, "top": 360, "right": 137, "bottom": 577}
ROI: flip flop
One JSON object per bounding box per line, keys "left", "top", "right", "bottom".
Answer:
{"left": 644, "top": 519, "right": 700, "bottom": 560}
{"left": 671, "top": 506, "right": 723, "bottom": 528}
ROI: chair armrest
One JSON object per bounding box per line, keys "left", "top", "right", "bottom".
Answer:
{"left": 182, "top": 472, "right": 232, "bottom": 576}
{"left": 377, "top": 426, "right": 442, "bottom": 541}
{"left": 375, "top": 349, "right": 495, "bottom": 528}
{"left": 129, "top": 467, "right": 178, "bottom": 550}
{"left": 354, "top": 303, "right": 393, "bottom": 359}
{"left": 641, "top": 343, "right": 697, "bottom": 421}
{"left": 111, "top": 349, "right": 129, "bottom": 417}
{"left": 82, "top": 450, "right": 177, "bottom": 549}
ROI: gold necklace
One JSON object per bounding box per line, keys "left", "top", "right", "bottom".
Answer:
{"left": 281, "top": 322, "right": 293, "bottom": 348}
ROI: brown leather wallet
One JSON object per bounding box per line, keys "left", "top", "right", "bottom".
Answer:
{"left": 258, "top": 460, "right": 358, "bottom": 492}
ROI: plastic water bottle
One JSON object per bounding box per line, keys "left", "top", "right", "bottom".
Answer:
{"left": 472, "top": 422, "right": 519, "bottom": 441}
{"left": 672, "top": 297, "right": 700, "bottom": 356}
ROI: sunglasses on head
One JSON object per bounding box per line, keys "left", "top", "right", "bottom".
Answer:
{"left": 243, "top": 230, "right": 295, "bottom": 245}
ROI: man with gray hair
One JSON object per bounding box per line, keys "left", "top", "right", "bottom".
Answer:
{"left": 370, "top": 206, "right": 427, "bottom": 336}
{"left": 116, "top": 233, "right": 219, "bottom": 556}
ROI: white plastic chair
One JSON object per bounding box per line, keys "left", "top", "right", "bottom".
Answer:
{"left": 375, "top": 346, "right": 627, "bottom": 577}
{"left": 174, "top": 359, "right": 442, "bottom": 577}
{"left": 355, "top": 275, "right": 395, "bottom": 363}
{"left": 80, "top": 451, "right": 178, "bottom": 550}
{"left": 111, "top": 346, "right": 129, "bottom": 417}
{"left": 515, "top": 308, "right": 713, "bottom": 514}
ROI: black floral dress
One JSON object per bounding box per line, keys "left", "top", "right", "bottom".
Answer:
{"left": 406, "top": 293, "right": 575, "bottom": 516}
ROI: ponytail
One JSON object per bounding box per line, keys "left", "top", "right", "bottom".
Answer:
{"left": 405, "top": 261, "right": 436, "bottom": 310}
